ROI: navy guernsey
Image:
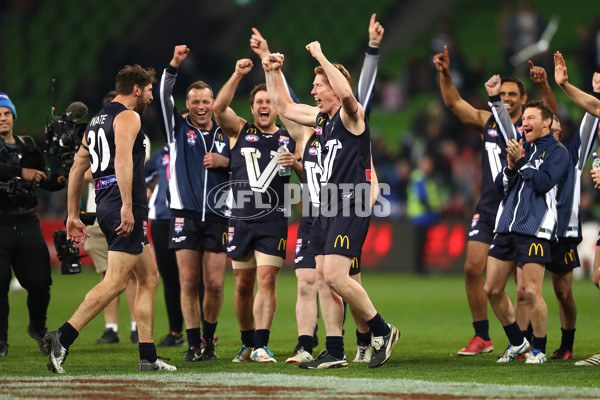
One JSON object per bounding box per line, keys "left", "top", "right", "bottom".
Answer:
{"left": 145, "top": 145, "right": 171, "bottom": 221}
{"left": 229, "top": 122, "right": 295, "bottom": 221}
{"left": 158, "top": 65, "right": 230, "bottom": 223}
{"left": 85, "top": 102, "right": 147, "bottom": 215}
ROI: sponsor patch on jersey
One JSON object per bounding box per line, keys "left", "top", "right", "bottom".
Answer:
{"left": 471, "top": 213, "right": 480, "bottom": 229}
{"left": 315, "top": 126, "right": 323, "bottom": 135}
{"left": 174, "top": 217, "right": 184, "bottom": 234}
{"left": 94, "top": 175, "right": 117, "bottom": 190}
{"left": 187, "top": 130, "right": 197, "bottom": 145}
{"left": 161, "top": 154, "right": 170, "bottom": 165}
{"left": 309, "top": 147, "right": 317, "bottom": 156}
{"left": 366, "top": 169, "right": 371, "bottom": 182}
{"left": 487, "top": 128, "right": 498, "bottom": 137}
{"left": 245, "top": 134, "right": 259, "bottom": 142}
{"left": 296, "top": 238, "right": 302, "bottom": 255}
{"left": 278, "top": 136, "right": 289, "bottom": 145}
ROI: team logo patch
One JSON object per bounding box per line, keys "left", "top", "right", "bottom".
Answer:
{"left": 174, "top": 217, "right": 184, "bottom": 234}
{"left": 161, "top": 154, "right": 170, "bottom": 165}
{"left": 296, "top": 238, "right": 302, "bottom": 255}
{"left": 228, "top": 226, "right": 235, "bottom": 243}
{"left": 487, "top": 128, "right": 498, "bottom": 137}
{"left": 309, "top": 147, "right": 317, "bottom": 156}
{"left": 315, "top": 126, "right": 322, "bottom": 135}
{"left": 245, "top": 134, "right": 259, "bottom": 142}
{"left": 278, "top": 136, "right": 289, "bottom": 145}
{"left": 471, "top": 213, "right": 480, "bottom": 229}
{"left": 187, "top": 130, "right": 197, "bottom": 145}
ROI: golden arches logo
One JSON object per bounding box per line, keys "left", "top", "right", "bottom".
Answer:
{"left": 222, "top": 232, "right": 227, "bottom": 245}
{"left": 311, "top": 139, "right": 317, "bottom": 146}
{"left": 278, "top": 238, "right": 286, "bottom": 251}
{"left": 217, "top": 133, "right": 224, "bottom": 141}
{"left": 564, "top": 249, "right": 575, "bottom": 264}
{"left": 528, "top": 243, "right": 543, "bottom": 257}
{"left": 246, "top": 127, "right": 257, "bottom": 134}
{"left": 318, "top": 117, "right": 325, "bottom": 125}
{"left": 351, "top": 257, "right": 359, "bottom": 269}
{"left": 334, "top": 235, "right": 349, "bottom": 249}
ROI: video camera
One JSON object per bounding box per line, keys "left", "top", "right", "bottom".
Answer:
{"left": 45, "top": 101, "right": 88, "bottom": 179}
{"left": 53, "top": 230, "right": 85, "bottom": 275}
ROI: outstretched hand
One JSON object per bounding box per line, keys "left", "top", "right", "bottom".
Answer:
{"left": 432, "top": 45, "right": 450, "bottom": 73}
{"left": 66, "top": 217, "right": 90, "bottom": 248}
{"left": 368, "top": 13, "right": 384, "bottom": 43}
{"left": 485, "top": 74, "right": 501, "bottom": 96}
{"left": 250, "top": 27, "right": 270, "bottom": 59}
{"left": 554, "top": 51, "right": 568, "bottom": 86}
{"left": 171, "top": 45, "right": 190, "bottom": 67}
{"left": 528, "top": 60, "right": 548, "bottom": 84}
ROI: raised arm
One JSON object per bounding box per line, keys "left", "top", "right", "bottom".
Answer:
{"left": 486, "top": 74, "right": 518, "bottom": 142}
{"left": 306, "top": 41, "right": 364, "bottom": 135}
{"left": 528, "top": 60, "right": 558, "bottom": 114}
{"left": 159, "top": 45, "right": 189, "bottom": 143}
{"left": 357, "top": 13, "right": 384, "bottom": 113}
{"left": 213, "top": 59, "right": 252, "bottom": 141}
{"left": 263, "top": 53, "right": 319, "bottom": 132}
{"left": 433, "top": 45, "right": 490, "bottom": 130}
{"left": 555, "top": 51, "right": 600, "bottom": 118}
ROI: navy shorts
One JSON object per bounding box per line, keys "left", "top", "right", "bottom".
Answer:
{"left": 295, "top": 216, "right": 361, "bottom": 275}
{"left": 168, "top": 216, "right": 227, "bottom": 252}
{"left": 98, "top": 206, "right": 149, "bottom": 254}
{"left": 467, "top": 211, "right": 495, "bottom": 245}
{"left": 488, "top": 233, "right": 551, "bottom": 265}
{"left": 227, "top": 218, "right": 288, "bottom": 259}
{"left": 308, "top": 212, "right": 370, "bottom": 259}
{"left": 547, "top": 241, "right": 580, "bottom": 273}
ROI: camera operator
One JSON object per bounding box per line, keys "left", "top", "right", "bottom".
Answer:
{"left": 0, "top": 92, "right": 66, "bottom": 357}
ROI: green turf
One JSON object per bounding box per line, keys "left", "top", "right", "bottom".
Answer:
{"left": 2, "top": 268, "right": 600, "bottom": 388}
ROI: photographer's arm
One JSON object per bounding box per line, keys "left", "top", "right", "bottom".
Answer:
{"left": 66, "top": 144, "right": 91, "bottom": 246}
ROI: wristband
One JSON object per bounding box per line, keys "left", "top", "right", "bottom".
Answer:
{"left": 368, "top": 40, "right": 380, "bottom": 47}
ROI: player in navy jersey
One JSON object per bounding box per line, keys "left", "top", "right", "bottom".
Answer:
{"left": 249, "top": 15, "right": 384, "bottom": 365}
{"left": 44, "top": 65, "right": 176, "bottom": 373}
{"left": 433, "top": 45, "right": 557, "bottom": 356}
{"left": 263, "top": 42, "right": 399, "bottom": 369}
{"left": 158, "top": 45, "right": 231, "bottom": 362}
{"left": 214, "top": 56, "right": 302, "bottom": 363}
{"left": 554, "top": 53, "right": 600, "bottom": 366}
{"left": 486, "top": 101, "right": 568, "bottom": 364}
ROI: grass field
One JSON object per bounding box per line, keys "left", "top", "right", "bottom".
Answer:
{"left": 3, "top": 268, "right": 600, "bottom": 398}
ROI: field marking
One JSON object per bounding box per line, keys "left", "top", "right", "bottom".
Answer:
{"left": 2, "top": 373, "right": 600, "bottom": 399}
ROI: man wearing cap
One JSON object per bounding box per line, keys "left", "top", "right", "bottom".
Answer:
{"left": 0, "top": 93, "right": 66, "bottom": 357}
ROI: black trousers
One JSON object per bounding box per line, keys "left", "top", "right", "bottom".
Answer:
{"left": 0, "top": 217, "right": 52, "bottom": 341}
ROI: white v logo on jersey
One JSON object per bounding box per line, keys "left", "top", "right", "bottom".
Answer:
{"left": 304, "top": 160, "right": 323, "bottom": 207}
{"left": 214, "top": 142, "right": 226, "bottom": 153}
{"left": 317, "top": 139, "right": 342, "bottom": 184}
{"left": 240, "top": 148, "right": 279, "bottom": 193}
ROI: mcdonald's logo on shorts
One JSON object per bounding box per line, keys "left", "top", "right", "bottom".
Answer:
{"left": 278, "top": 238, "right": 286, "bottom": 251}
{"left": 528, "top": 243, "right": 543, "bottom": 257}
{"left": 222, "top": 232, "right": 228, "bottom": 245}
{"left": 351, "top": 257, "right": 358, "bottom": 269}
{"left": 564, "top": 249, "right": 575, "bottom": 264}
{"left": 334, "top": 235, "right": 349, "bottom": 249}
